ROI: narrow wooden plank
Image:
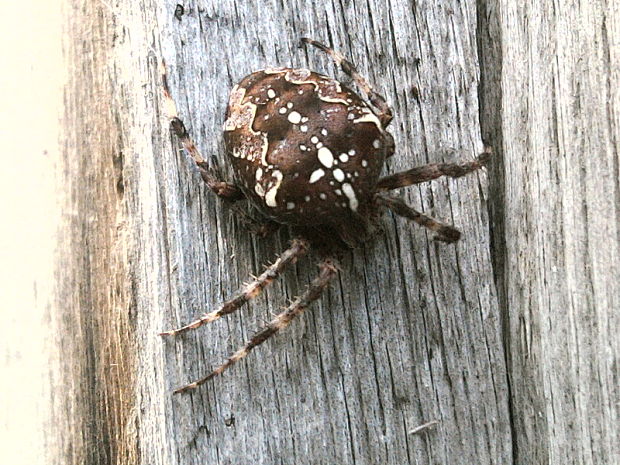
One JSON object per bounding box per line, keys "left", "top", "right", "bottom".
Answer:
{"left": 51, "top": 1, "right": 509, "bottom": 464}
{"left": 493, "top": 0, "right": 620, "bottom": 463}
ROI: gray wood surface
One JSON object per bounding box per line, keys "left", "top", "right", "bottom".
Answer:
{"left": 487, "top": 1, "right": 620, "bottom": 464}
{"left": 47, "top": 0, "right": 618, "bottom": 464}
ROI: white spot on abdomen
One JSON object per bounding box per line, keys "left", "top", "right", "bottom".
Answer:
{"left": 342, "top": 183, "right": 359, "bottom": 211}
{"left": 255, "top": 183, "right": 265, "bottom": 197}
{"left": 287, "top": 111, "right": 302, "bottom": 124}
{"left": 333, "top": 168, "right": 345, "bottom": 182}
{"left": 317, "top": 147, "right": 334, "bottom": 168}
{"left": 309, "top": 169, "right": 325, "bottom": 183}
{"left": 353, "top": 111, "right": 382, "bottom": 130}
{"left": 265, "top": 170, "right": 283, "bottom": 207}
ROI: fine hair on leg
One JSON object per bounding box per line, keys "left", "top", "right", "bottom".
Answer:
{"left": 160, "top": 238, "right": 310, "bottom": 337}
{"left": 377, "top": 195, "right": 461, "bottom": 243}
{"left": 377, "top": 147, "right": 491, "bottom": 192}
{"left": 301, "top": 38, "right": 393, "bottom": 127}
{"left": 160, "top": 60, "right": 244, "bottom": 201}
{"left": 173, "top": 257, "right": 339, "bottom": 394}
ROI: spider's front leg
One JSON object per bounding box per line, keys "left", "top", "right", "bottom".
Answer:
{"left": 161, "top": 61, "right": 280, "bottom": 236}
{"left": 173, "top": 257, "right": 339, "bottom": 394}
{"left": 377, "top": 147, "right": 491, "bottom": 191}
{"left": 301, "top": 38, "right": 393, "bottom": 128}
{"left": 376, "top": 147, "right": 491, "bottom": 242}
{"left": 161, "top": 61, "right": 243, "bottom": 202}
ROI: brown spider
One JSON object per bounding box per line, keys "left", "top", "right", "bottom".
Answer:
{"left": 161, "top": 38, "right": 490, "bottom": 394}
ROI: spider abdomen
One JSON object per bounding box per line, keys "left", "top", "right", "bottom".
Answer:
{"left": 223, "top": 68, "right": 393, "bottom": 230}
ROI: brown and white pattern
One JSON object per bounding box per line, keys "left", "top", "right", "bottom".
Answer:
{"left": 223, "top": 65, "right": 392, "bottom": 238}
{"left": 160, "top": 39, "right": 490, "bottom": 393}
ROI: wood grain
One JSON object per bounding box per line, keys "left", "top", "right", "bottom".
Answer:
{"left": 493, "top": 1, "right": 620, "bottom": 463}
{"left": 48, "top": 0, "right": 618, "bottom": 464}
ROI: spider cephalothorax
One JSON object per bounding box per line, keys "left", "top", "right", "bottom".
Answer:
{"left": 161, "top": 38, "right": 490, "bottom": 394}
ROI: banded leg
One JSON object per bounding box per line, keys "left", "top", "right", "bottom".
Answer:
{"left": 377, "top": 195, "right": 461, "bottom": 243}
{"left": 160, "top": 239, "right": 310, "bottom": 337}
{"left": 377, "top": 147, "right": 491, "bottom": 191}
{"left": 301, "top": 38, "right": 393, "bottom": 127}
{"left": 161, "top": 61, "right": 243, "bottom": 201}
{"left": 174, "top": 258, "right": 339, "bottom": 394}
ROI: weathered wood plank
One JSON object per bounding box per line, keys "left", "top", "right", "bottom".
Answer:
{"left": 52, "top": 1, "right": 511, "bottom": 464}
{"left": 492, "top": 1, "right": 620, "bottom": 463}
{"left": 50, "top": 2, "right": 141, "bottom": 463}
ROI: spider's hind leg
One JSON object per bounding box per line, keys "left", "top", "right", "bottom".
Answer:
{"left": 160, "top": 238, "right": 309, "bottom": 336}
{"left": 161, "top": 61, "right": 243, "bottom": 201}
{"left": 301, "top": 38, "right": 393, "bottom": 127}
{"left": 173, "top": 257, "right": 339, "bottom": 394}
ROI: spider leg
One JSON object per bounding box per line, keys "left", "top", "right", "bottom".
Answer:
{"left": 377, "top": 147, "right": 491, "bottom": 191}
{"left": 173, "top": 257, "right": 339, "bottom": 394}
{"left": 377, "top": 195, "right": 461, "bottom": 243}
{"left": 160, "top": 238, "right": 310, "bottom": 336}
{"left": 301, "top": 38, "right": 393, "bottom": 127}
{"left": 161, "top": 61, "right": 243, "bottom": 201}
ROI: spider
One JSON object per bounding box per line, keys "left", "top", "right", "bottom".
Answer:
{"left": 160, "top": 38, "right": 490, "bottom": 394}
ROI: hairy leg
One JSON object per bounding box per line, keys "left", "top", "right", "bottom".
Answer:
{"left": 161, "top": 61, "right": 243, "bottom": 201}
{"left": 160, "top": 239, "right": 310, "bottom": 337}
{"left": 378, "top": 148, "right": 491, "bottom": 191}
{"left": 173, "top": 257, "right": 339, "bottom": 394}
{"left": 377, "top": 195, "right": 461, "bottom": 243}
{"left": 301, "top": 38, "right": 393, "bottom": 127}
